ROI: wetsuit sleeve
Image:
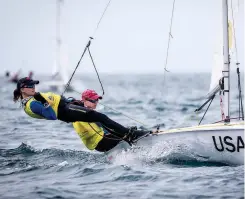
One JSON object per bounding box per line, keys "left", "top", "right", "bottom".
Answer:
{"left": 67, "top": 97, "right": 84, "bottom": 106}
{"left": 30, "top": 101, "right": 57, "bottom": 120}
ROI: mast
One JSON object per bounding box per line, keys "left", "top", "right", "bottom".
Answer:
{"left": 222, "top": 0, "right": 230, "bottom": 122}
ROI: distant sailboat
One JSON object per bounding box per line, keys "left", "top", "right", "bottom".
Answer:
{"left": 44, "top": 0, "right": 73, "bottom": 92}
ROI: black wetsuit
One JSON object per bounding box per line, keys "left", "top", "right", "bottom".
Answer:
{"left": 34, "top": 94, "right": 150, "bottom": 152}
{"left": 95, "top": 134, "right": 122, "bottom": 152}
{"left": 57, "top": 97, "right": 129, "bottom": 142}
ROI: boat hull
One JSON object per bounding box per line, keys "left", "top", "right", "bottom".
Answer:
{"left": 106, "top": 122, "right": 244, "bottom": 165}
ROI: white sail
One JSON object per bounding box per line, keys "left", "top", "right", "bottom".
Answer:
{"left": 207, "top": 0, "right": 224, "bottom": 98}
{"left": 59, "top": 51, "right": 70, "bottom": 84}
{"left": 45, "top": 0, "right": 72, "bottom": 91}
{"left": 51, "top": 60, "right": 59, "bottom": 77}
{"left": 49, "top": 51, "right": 69, "bottom": 84}
{"left": 55, "top": 0, "right": 70, "bottom": 87}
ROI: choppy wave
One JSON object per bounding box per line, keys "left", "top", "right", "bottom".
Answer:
{"left": 0, "top": 143, "right": 106, "bottom": 177}
{"left": 0, "top": 74, "right": 243, "bottom": 199}
{"left": 108, "top": 142, "right": 233, "bottom": 168}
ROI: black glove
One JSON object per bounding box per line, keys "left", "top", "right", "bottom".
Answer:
{"left": 34, "top": 92, "right": 48, "bottom": 105}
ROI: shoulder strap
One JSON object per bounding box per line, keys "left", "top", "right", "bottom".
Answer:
{"left": 21, "top": 96, "right": 33, "bottom": 106}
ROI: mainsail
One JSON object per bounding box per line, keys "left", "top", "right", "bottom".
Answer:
{"left": 207, "top": 1, "right": 234, "bottom": 99}
{"left": 207, "top": 0, "right": 224, "bottom": 98}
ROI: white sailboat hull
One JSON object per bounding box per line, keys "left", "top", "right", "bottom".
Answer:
{"left": 106, "top": 122, "right": 244, "bottom": 165}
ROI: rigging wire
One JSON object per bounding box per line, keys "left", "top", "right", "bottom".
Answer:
{"left": 60, "top": 0, "right": 148, "bottom": 128}
{"left": 230, "top": 0, "right": 244, "bottom": 120}
{"left": 88, "top": 47, "right": 105, "bottom": 96}
{"left": 162, "top": 0, "right": 176, "bottom": 87}
{"left": 230, "top": 0, "right": 239, "bottom": 62}
{"left": 62, "top": 0, "right": 112, "bottom": 96}
{"left": 68, "top": 87, "right": 147, "bottom": 126}
{"left": 62, "top": 38, "right": 92, "bottom": 96}
{"left": 91, "top": 0, "right": 112, "bottom": 38}
{"left": 198, "top": 95, "right": 215, "bottom": 125}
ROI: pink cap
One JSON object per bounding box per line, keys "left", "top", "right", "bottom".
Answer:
{"left": 81, "top": 89, "right": 102, "bottom": 101}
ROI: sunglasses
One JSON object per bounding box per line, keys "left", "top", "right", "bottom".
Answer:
{"left": 87, "top": 99, "right": 99, "bottom": 103}
{"left": 22, "top": 84, "right": 35, "bottom": 89}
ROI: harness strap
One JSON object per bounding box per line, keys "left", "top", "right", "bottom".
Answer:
{"left": 21, "top": 96, "right": 33, "bottom": 106}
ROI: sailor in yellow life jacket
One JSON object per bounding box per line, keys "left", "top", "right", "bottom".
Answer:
{"left": 13, "top": 77, "right": 152, "bottom": 147}
{"left": 71, "top": 89, "right": 125, "bottom": 152}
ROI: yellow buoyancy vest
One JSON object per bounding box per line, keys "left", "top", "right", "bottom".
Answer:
{"left": 73, "top": 122, "right": 105, "bottom": 150}
{"left": 23, "top": 92, "right": 61, "bottom": 119}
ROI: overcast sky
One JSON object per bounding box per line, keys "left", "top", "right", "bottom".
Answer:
{"left": 0, "top": 0, "right": 244, "bottom": 75}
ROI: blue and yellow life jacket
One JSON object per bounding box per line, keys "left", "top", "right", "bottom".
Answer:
{"left": 23, "top": 92, "right": 61, "bottom": 119}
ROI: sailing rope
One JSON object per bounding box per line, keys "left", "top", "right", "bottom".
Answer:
{"left": 230, "top": 0, "right": 244, "bottom": 120}
{"left": 62, "top": 38, "right": 92, "bottom": 96}
{"left": 162, "top": 0, "right": 176, "bottom": 87}
{"left": 62, "top": 0, "right": 112, "bottom": 96}
{"left": 88, "top": 47, "right": 105, "bottom": 96}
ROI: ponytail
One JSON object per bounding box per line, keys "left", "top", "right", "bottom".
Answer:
{"left": 13, "top": 89, "right": 21, "bottom": 102}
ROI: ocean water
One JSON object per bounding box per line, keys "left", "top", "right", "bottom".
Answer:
{"left": 0, "top": 73, "right": 244, "bottom": 199}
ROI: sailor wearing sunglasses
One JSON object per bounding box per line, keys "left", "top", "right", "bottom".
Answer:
{"left": 13, "top": 78, "right": 152, "bottom": 146}
{"left": 72, "top": 89, "right": 140, "bottom": 152}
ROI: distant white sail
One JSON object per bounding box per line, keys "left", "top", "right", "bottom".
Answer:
{"left": 51, "top": 60, "right": 59, "bottom": 78}
{"left": 59, "top": 50, "right": 70, "bottom": 85}
{"left": 46, "top": 0, "right": 71, "bottom": 90}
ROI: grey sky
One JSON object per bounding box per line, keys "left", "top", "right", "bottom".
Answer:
{"left": 0, "top": 0, "right": 244, "bottom": 75}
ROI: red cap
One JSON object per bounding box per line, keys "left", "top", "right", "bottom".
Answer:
{"left": 82, "top": 89, "right": 102, "bottom": 101}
